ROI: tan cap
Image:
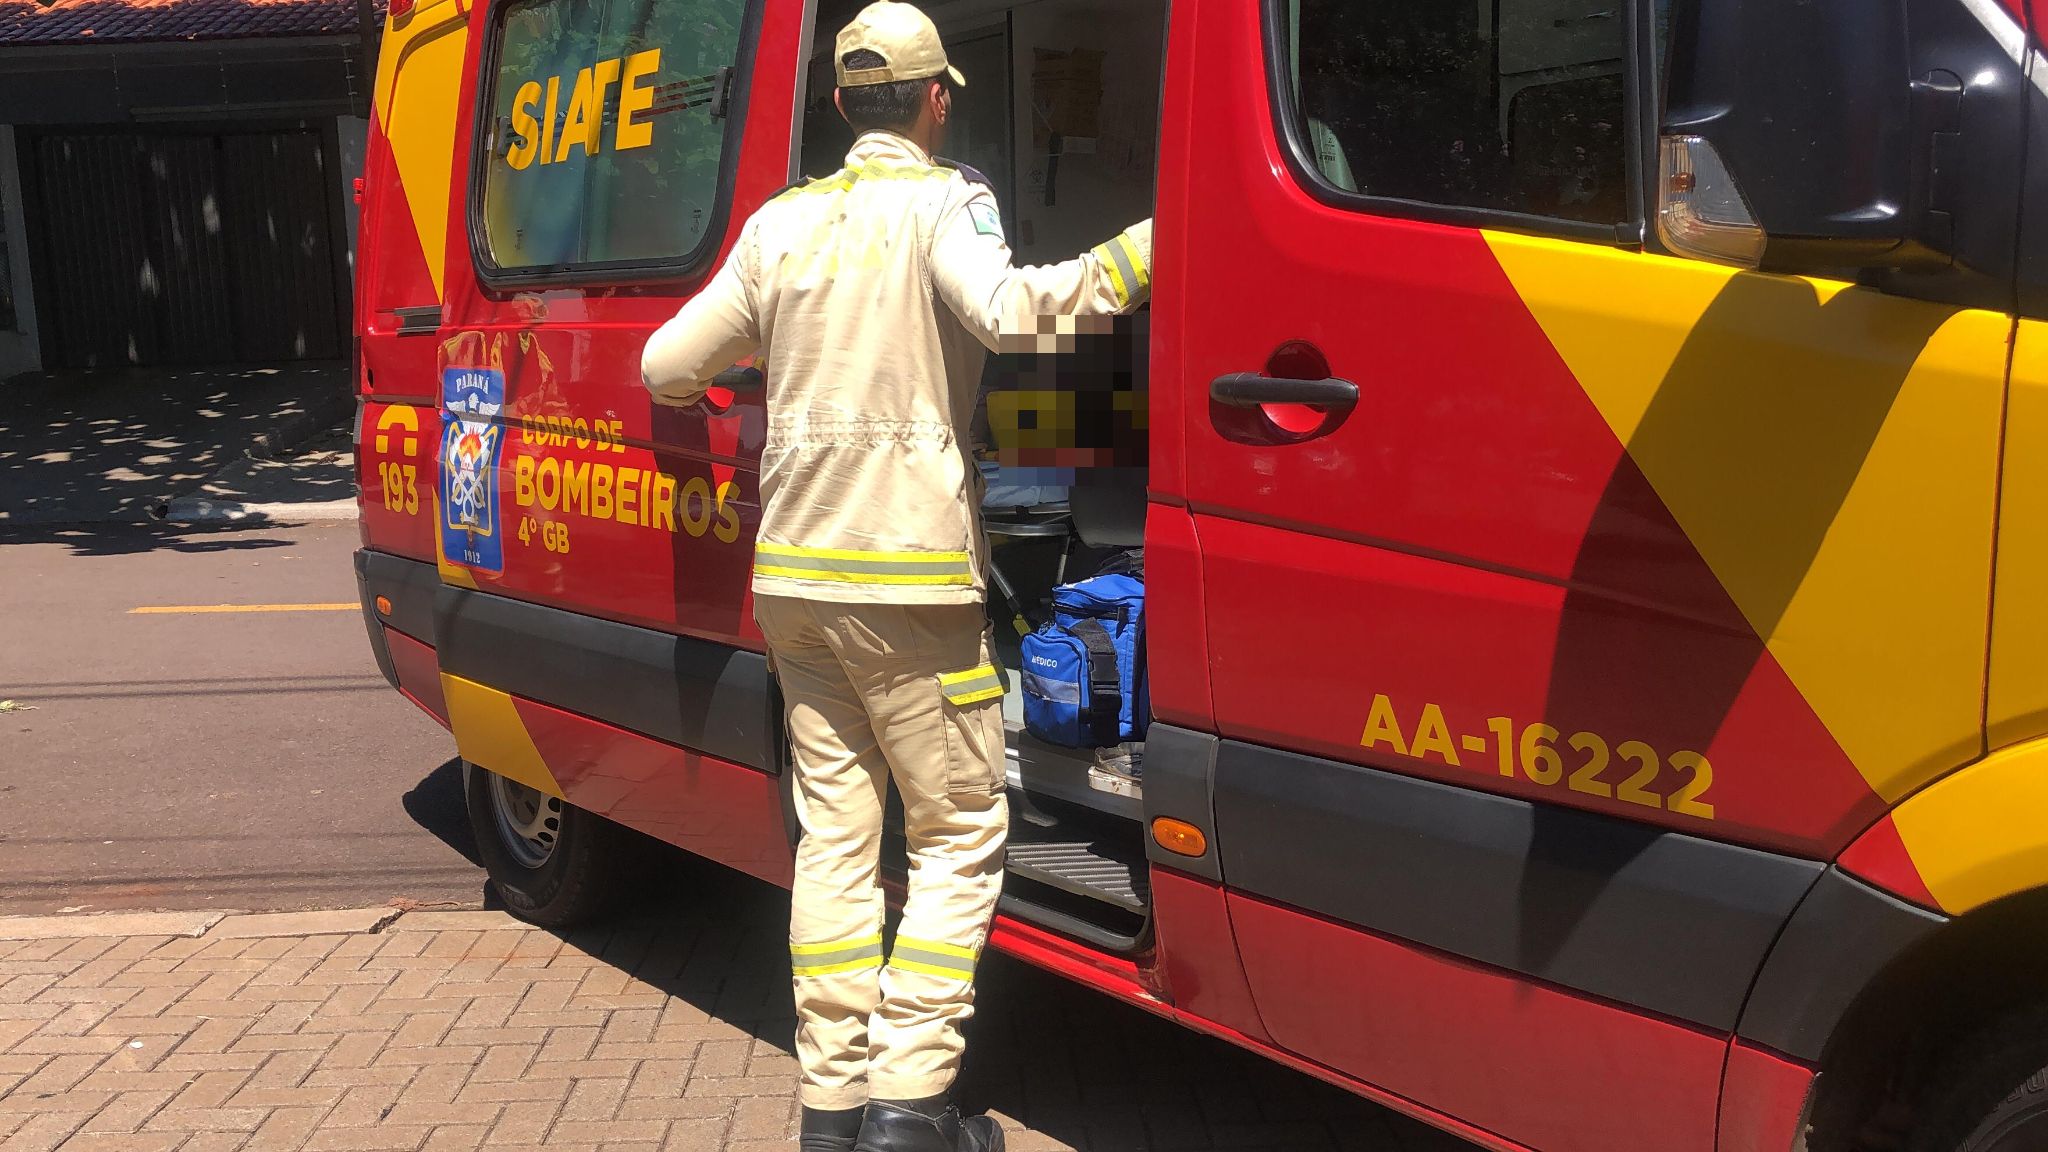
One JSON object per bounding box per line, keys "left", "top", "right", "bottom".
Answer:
{"left": 834, "top": 1, "right": 965, "bottom": 89}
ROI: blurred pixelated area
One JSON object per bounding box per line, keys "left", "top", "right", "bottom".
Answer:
{"left": 981, "top": 312, "right": 1147, "bottom": 478}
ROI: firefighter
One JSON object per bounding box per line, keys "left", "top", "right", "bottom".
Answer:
{"left": 640, "top": 4, "right": 1152, "bottom": 1148}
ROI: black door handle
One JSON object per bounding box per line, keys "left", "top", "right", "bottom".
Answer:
{"left": 1209, "top": 373, "right": 1358, "bottom": 408}
{"left": 713, "top": 364, "right": 764, "bottom": 392}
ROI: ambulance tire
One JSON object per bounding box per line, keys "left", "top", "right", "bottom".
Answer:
{"left": 465, "top": 763, "right": 644, "bottom": 929}
{"left": 1908, "top": 1003, "right": 2048, "bottom": 1152}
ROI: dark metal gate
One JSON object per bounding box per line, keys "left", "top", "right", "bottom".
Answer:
{"left": 23, "top": 126, "right": 346, "bottom": 370}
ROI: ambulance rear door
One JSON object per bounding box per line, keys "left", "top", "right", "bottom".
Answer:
{"left": 431, "top": 0, "right": 796, "bottom": 645}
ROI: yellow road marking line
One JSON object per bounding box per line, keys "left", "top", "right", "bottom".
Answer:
{"left": 128, "top": 603, "right": 359, "bottom": 615}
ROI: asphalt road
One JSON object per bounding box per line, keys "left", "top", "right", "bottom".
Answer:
{"left": 0, "top": 519, "right": 478, "bottom": 915}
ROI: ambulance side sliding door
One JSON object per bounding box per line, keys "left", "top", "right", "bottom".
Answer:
{"left": 1167, "top": 1, "right": 2011, "bottom": 1149}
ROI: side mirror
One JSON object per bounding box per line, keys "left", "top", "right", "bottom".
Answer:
{"left": 1659, "top": 0, "right": 2022, "bottom": 278}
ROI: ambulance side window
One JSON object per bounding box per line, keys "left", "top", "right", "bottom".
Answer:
{"left": 1274, "top": 0, "right": 1632, "bottom": 230}
{"left": 477, "top": 0, "right": 751, "bottom": 276}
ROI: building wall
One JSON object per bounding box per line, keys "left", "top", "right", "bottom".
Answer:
{"left": 1007, "top": 0, "right": 1163, "bottom": 263}
{"left": 0, "top": 124, "right": 41, "bottom": 381}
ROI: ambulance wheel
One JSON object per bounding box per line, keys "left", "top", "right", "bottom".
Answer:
{"left": 465, "top": 763, "right": 640, "bottom": 929}
{"left": 1909, "top": 1003, "right": 2048, "bottom": 1152}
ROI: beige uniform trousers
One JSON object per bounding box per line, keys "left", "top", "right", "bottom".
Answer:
{"left": 754, "top": 594, "right": 1009, "bottom": 1110}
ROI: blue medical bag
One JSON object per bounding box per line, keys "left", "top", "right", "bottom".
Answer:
{"left": 1019, "top": 573, "right": 1148, "bottom": 747}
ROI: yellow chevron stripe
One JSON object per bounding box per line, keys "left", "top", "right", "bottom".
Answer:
{"left": 440, "top": 673, "right": 564, "bottom": 800}
{"left": 1892, "top": 736, "right": 2048, "bottom": 915}
{"left": 1988, "top": 323, "right": 2048, "bottom": 750}
{"left": 1486, "top": 231, "right": 2005, "bottom": 804}
{"left": 376, "top": 7, "right": 469, "bottom": 299}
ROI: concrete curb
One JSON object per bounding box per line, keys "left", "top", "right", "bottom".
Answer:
{"left": 160, "top": 497, "right": 358, "bottom": 524}
{"left": 382, "top": 910, "right": 529, "bottom": 932}
{"left": 207, "top": 907, "right": 404, "bottom": 938}
{"left": 0, "top": 910, "right": 227, "bottom": 941}
{"left": 243, "top": 388, "right": 355, "bottom": 462}
{"left": 0, "top": 905, "right": 509, "bottom": 942}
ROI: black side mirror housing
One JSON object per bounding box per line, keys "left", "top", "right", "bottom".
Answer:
{"left": 1663, "top": 0, "right": 2025, "bottom": 284}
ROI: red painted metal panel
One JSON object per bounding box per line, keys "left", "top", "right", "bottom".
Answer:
{"left": 1717, "top": 1043, "right": 1816, "bottom": 1152}
{"left": 1148, "top": 868, "right": 1268, "bottom": 1043}
{"left": 987, "top": 915, "right": 1150, "bottom": 996}
{"left": 1837, "top": 813, "right": 1942, "bottom": 911}
{"left": 1143, "top": 505, "right": 1213, "bottom": 730}
{"left": 357, "top": 112, "right": 444, "bottom": 566}
{"left": 987, "top": 912, "right": 1538, "bottom": 1152}
{"left": 510, "top": 694, "right": 794, "bottom": 888}
{"left": 355, "top": 111, "right": 440, "bottom": 336}
{"left": 358, "top": 399, "right": 438, "bottom": 562}
{"left": 1228, "top": 893, "right": 1723, "bottom": 1152}
{"left": 1199, "top": 515, "right": 1879, "bottom": 856}
{"left": 385, "top": 626, "right": 449, "bottom": 726}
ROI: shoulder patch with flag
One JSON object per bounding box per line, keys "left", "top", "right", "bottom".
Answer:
{"left": 969, "top": 201, "right": 1003, "bottom": 238}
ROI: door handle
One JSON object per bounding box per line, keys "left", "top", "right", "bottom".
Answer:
{"left": 391, "top": 306, "right": 441, "bottom": 336}
{"left": 1209, "top": 373, "right": 1358, "bottom": 408}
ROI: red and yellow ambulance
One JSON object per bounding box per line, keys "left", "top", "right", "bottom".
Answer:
{"left": 353, "top": 0, "right": 2048, "bottom": 1146}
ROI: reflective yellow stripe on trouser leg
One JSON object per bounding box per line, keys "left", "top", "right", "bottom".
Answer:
{"left": 887, "top": 936, "right": 980, "bottom": 982}
{"left": 791, "top": 934, "right": 885, "bottom": 978}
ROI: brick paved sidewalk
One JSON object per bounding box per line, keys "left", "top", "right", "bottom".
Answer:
{"left": 0, "top": 864, "right": 1468, "bottom": 1152}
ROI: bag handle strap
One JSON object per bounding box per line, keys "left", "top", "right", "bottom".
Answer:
{"left": 1071, "top": 618, "right": 1123, "bottom": 747}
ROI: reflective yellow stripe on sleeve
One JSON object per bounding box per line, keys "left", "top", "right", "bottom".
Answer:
{"left": 939, "top": 664, "right": 1004, "bottom": 706}
{"left": 754, "top": 544, "right": 976, "bottom": 587}
{"left": 791, "top": 934, "right": 884, "bottom": 978}
{"left": 887, "top": 936, "right": 979, "bottom": 981}
{"left": 1092, "top": 230, "right": 1148, "bottom": 310}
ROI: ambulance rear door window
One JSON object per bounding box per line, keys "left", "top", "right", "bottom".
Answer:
{"left": 478, "top": 0, "right": 750, "bottom": 277}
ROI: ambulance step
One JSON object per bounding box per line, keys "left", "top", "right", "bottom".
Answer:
{"left": 1006, "top": 727, "right": 1142, "bottom": 822}
{"left": 1004, "top": 840, "right": 1149, "bottom": 914}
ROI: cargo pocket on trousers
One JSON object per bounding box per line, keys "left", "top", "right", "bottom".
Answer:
{"left": 938, "top": 659, "right": 1007, "bottom": 794}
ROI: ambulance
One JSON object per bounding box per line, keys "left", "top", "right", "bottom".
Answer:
{"left": 352, "top": 0, "right": 2048, "bottom": 1146}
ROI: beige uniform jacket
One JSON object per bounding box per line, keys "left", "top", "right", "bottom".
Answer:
{"left": 641, "top": 131, "right": 1151, "bottom": 605}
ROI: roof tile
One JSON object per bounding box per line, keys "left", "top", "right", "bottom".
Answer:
{"left": 0, "top": 0, "right": 385, "bottom": 46}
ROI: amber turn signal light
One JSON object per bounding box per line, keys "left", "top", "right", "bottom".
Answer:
{"left": 375, "top": 596, "right": 393, "bottom": 617}
{"left": 1151, "top": 817, "right": 1207, "bottom": 858}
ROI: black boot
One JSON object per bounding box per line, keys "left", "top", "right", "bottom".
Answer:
{"left": 853, "top": 1099, "right": 1003, "bottom": 1152}
{"left": 799, "top": 1105, "right": 866, "bottom": 1152}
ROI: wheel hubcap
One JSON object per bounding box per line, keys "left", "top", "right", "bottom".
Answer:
{"left": 488, "top": 773, "right": 562, "bottom": 869}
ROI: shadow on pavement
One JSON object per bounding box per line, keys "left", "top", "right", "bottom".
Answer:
{"left": 404, "top": 757, "right": 484, "bottom": 869}
{"left": 0, "top": 362, "right": 351, "bottom": 527}
{"left": 0, "top": 519, "right": 306, "bottom": 557}
{"left": 511, "top": 848, "right": 1469, "bottom": 1151}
